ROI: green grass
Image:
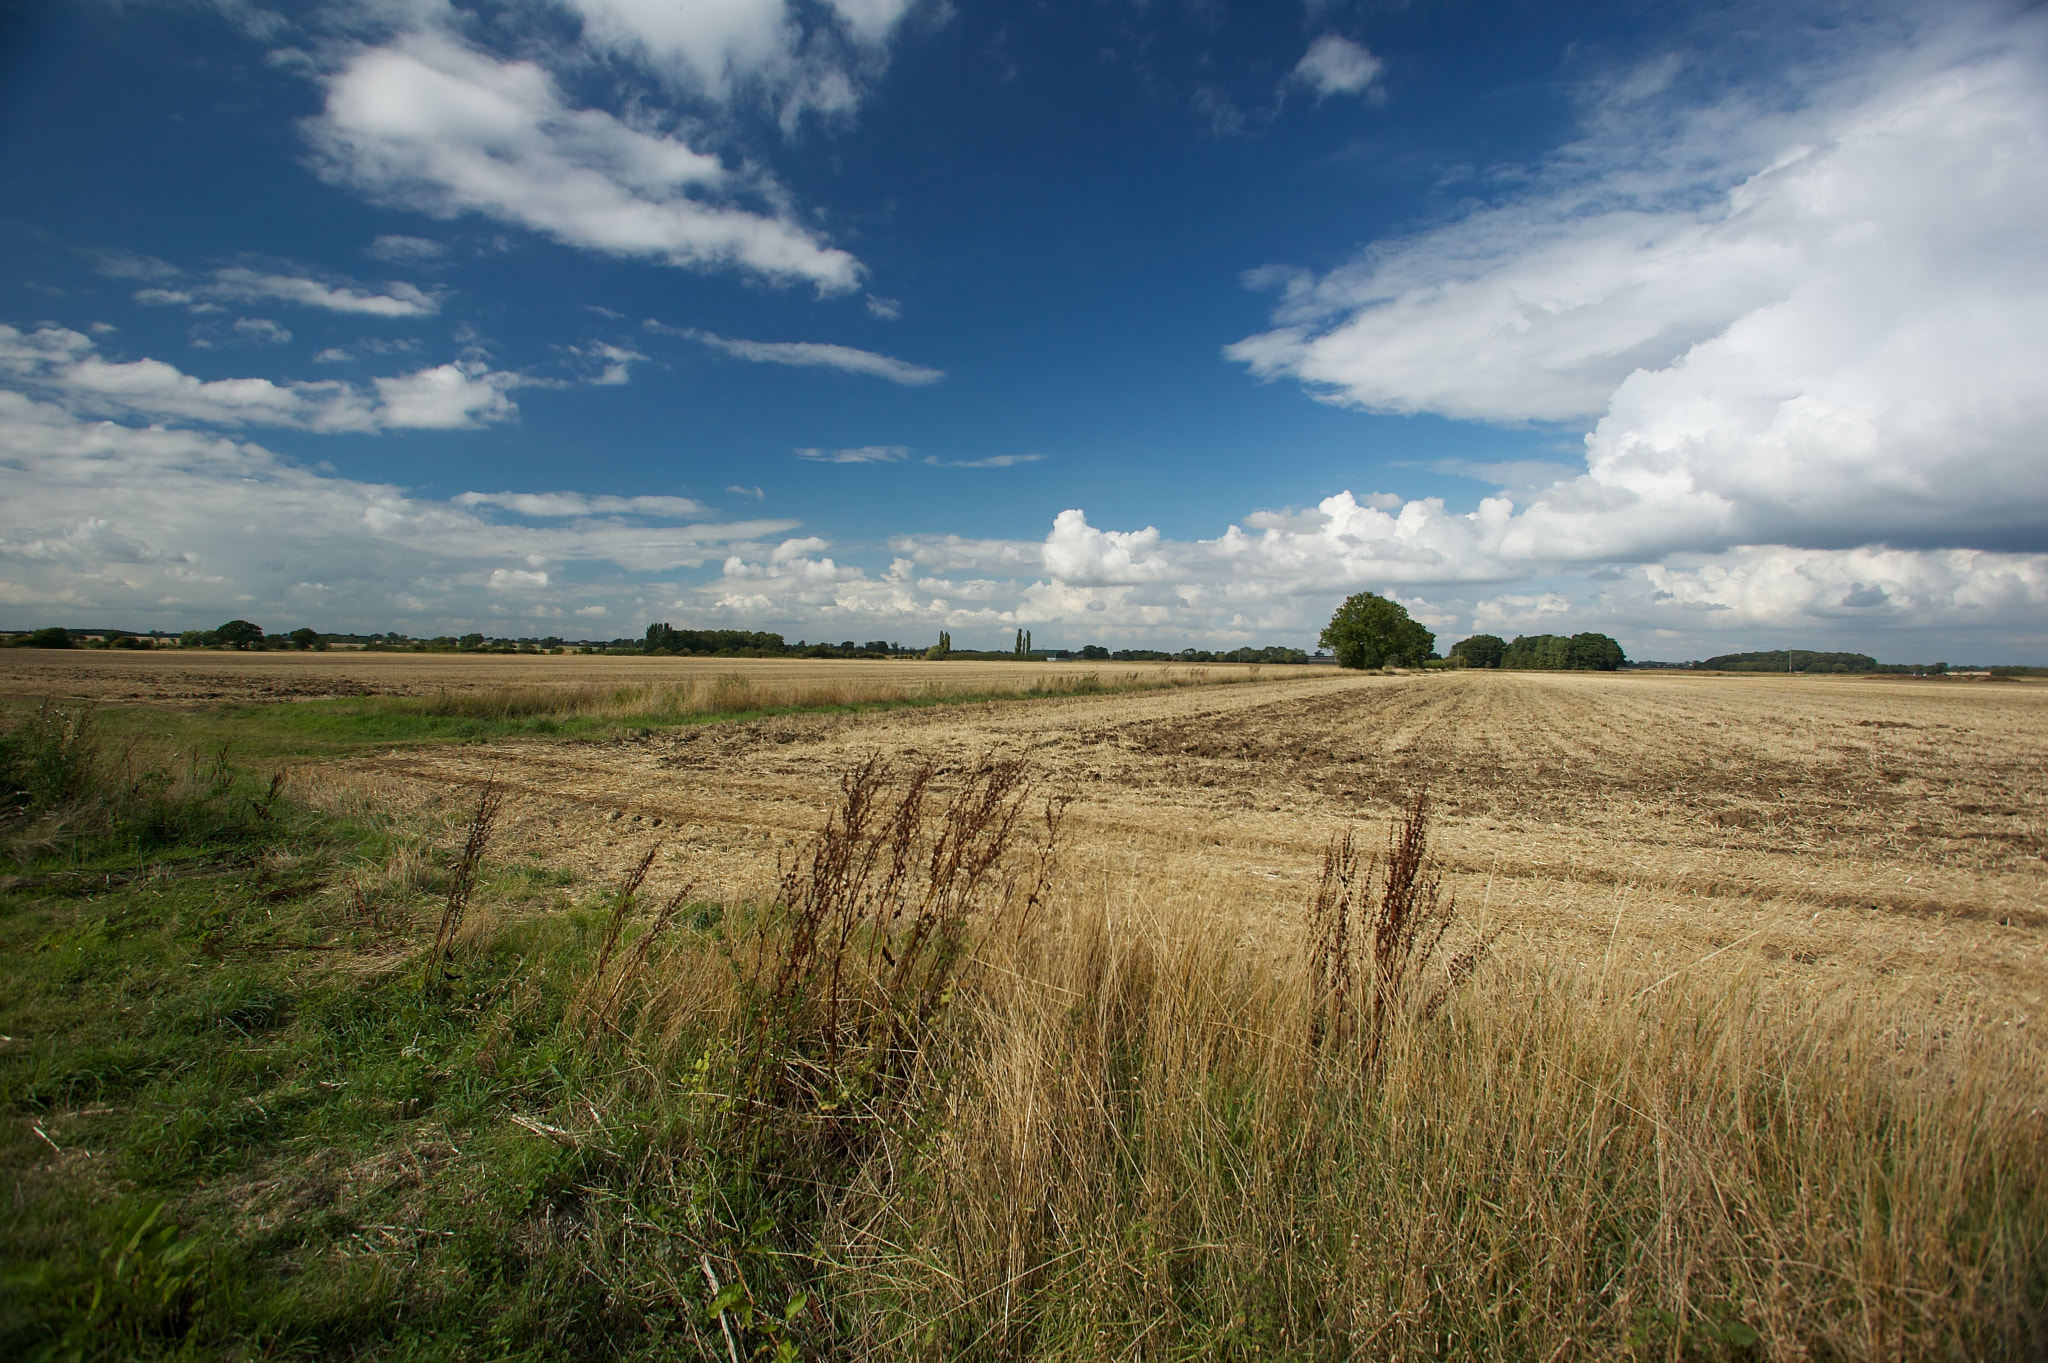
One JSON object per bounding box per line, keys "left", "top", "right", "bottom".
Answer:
{"left": 0, "top": 812, "right": 800, "bottom": 1360}
{"left": 0, "top": 707, "right": 736, "bottom": 1359}
{"left": 0, "top": 706, "right": 961, "bottom": 1361}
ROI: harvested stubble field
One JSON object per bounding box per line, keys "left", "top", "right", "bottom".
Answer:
{"left": 4, "top": 653, "right": 2045, "bottom": 1359}
{"left": 0, "top": 648, "right": 1203, "bottom": 706}
{"left": 330, "top": 662, "right": 2046, "bottom": 1020}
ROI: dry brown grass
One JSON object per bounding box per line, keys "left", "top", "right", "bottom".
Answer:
{"left": 814, "top": 888, "right": 2044, "bottom": 1358}
{"left": 563, "top": 751, "right": 2045, "bottom": 1358}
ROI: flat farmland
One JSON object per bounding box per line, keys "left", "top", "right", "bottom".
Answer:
{"left": 297, "top": 663, "right": 2048, "bottom": 1024}
{"left": 7, "top": 652, "right": 2042, "bottom": 1019}
{"left": 7, "top": 653, "right": 2046, "bottom": 1355}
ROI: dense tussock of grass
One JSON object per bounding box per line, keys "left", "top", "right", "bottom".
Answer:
{"left": 2, "top": 728, "right": 2042, "bottom": 1360}
{"left": 0, "top": 703, "right": 297, "bottom": 874}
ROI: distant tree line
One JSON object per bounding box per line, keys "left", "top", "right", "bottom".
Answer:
{"left": 1088, "top": 645, "right": 1313, "bottom": 663}
{"left": 1, "top": 621, "right": 324, "bottom": 651}
{"left": 0, "top": 624, "right": 596, "bottom": 654}
{"left": 366, "top": 634, "right": 571, "bottom": 653}
{"left": 4, "top": 627, "right": 78, "bottom": 650}
{"left": 1700, "top": 650, "right": 1876, "bottom": 673}
{"left": 1444, "top": 632, "right": 1626, "bottom": 671}
{"left": 640, "top": 624, "right": 1318, "bottom": 663}
{"left": 10, "top": 616, "right": 2029, "bottom": 677}
{"left": 1692, "top": 651, "right": 1974, "bottom": 675}
{"left": 644, "top": 624, "right": 794, "bottom": 656}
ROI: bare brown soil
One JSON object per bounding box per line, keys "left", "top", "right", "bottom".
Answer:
{"left": 294, "top": 667, "right": 2048, "bottom": 1029}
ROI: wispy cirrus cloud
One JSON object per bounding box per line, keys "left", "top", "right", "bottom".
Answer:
{"left": 557, "top": 0, "right": 916, "bottom": 129}
{"left": 795, "top": 444, "right": 910, "bottom": 463}
{"left": 793, "top": 446, "right": 1040, "bottom": 468}
{"left": 123, "top": 263, "right": 438, "bottom": 317}
{"left": 649, "top": 321, "right": 942, "bottom": 384}
{"left": 454, "top": 490, "right": 708, "bottom": 518}
{"left": 563, "top": 342, "right": 644, "bottom": 385}
{"left": 206, "top": 267, "right": 438, "bottom": 317}
{"left": 925, "top": 453, "right": 1043, "bottom": 469}
{"left": 364, "top": 234, "right": 447, "bottom": 264}
{"left": 230, "top": 318, "right": 292, "bottom": 345}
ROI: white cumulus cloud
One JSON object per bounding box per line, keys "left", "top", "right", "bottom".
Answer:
{"left": 559, "top": 0, "right": 914, "bottom": 126}
{"left": 0, "top": 389, "right": 798, "bottom": 628}
{"left": 371, "top": 363, "right": 518, "bottom": 429}
{"left": 1230, "top": 9, "right": 2048, "bottom": 567}
{"left": 304, "top": 29, "right": 861, "bottom": 292}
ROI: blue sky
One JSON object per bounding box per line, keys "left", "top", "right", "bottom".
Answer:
{"left": 2, "top": 0, "right": 2044, "bottom": 660}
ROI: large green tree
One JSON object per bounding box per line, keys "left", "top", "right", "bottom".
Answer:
{"left": 1320, "top": 593, "right": 1436, "bottom": 669}
{"left": 214, "top": 619, "right": 264, "bottom": 650}
{"left": 1564, "top": 632, "right": 1626, "bottom": 671}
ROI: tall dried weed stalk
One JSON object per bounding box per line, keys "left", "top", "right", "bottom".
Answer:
{"left": 570, "top": 845, "right": 692, "bottom": 1039}
{"left": 1306, "top": 788, "right": 1499, "bottom": 1065}
{"left": 426, "top": 780, "right": 501, "bottom": 980}
{"left": 735, "top": 754, "right": 1061, "bottom": 1147}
